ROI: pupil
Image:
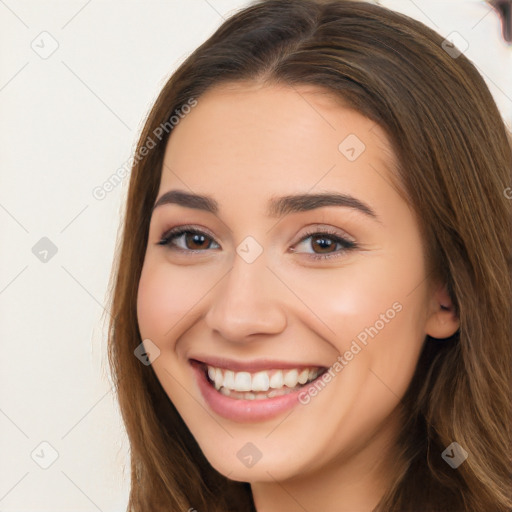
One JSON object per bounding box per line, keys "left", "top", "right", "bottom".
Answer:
{"left": 187, "top": 233, "right": 207, "bottom": 249}
{"left": 313, "top": 236, "right": 334, "bottom": 253}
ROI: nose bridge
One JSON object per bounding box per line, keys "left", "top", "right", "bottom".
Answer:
{"left": 205, "top": 246, "right": 287, "bottom": 340}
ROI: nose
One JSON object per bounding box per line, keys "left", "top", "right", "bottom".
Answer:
{"left": 204, "top": 250, "right": 287, "bottom": 342}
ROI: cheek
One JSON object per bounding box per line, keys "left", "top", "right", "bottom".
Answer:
{"left": 285, "top": 243, "right": 427, "bottom": 384}
{"left": 284, "top": 254, "right": 425, "bottom": 344}
{"left": 322, "top": 253, "right": 427, "bottom": 396}
{"left": 136, "top": 258, "right": 206, "bottom": 343}
{"left": 136, "top": 263, "right": 168, "bottom": 341}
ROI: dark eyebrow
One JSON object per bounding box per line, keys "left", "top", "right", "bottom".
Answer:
{"left": 152, "top": 189, "right": 379, "bottom": 221}
{"left": 266, "top": 192, "right": 378, "bottom": 220}
{"left": 153, "top": 189, "right": 218, "bottom": 214}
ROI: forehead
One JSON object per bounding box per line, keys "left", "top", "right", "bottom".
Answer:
{"left": 159, "top": 82, "right": 400, "bottom": 215}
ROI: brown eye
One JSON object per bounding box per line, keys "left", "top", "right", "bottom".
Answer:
{"left": 157, "top": 227, "right": 220, "bottom": 252}
{"left": 309, "top": 234, "right": 339, "bottom": 254}
{"left": 182, "top": 232, "right": 211, "bottom": 250}
{"left": 292, "top": 228, "right": 357, "bottom": 261}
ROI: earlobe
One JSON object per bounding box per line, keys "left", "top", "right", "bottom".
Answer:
{"left": 425, "top": 283, "right": 460, "bottom": 340}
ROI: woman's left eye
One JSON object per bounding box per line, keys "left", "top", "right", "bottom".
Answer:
{"left": 292, "top": 229, "right": 357, "bottom": 260}
{"left": 157, "top": 226, "right": 357, "bottom": 260}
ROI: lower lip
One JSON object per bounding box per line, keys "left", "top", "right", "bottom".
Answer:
{"left": 191, "top": 362, "right": 318, "bottom": 423}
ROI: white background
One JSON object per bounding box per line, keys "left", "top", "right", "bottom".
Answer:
{"left": 1, "top": 1, "right": 510, "bottom": 510}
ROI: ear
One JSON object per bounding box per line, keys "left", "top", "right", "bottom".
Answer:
{"left": 424, "top": 282, "right": 460, "bottom": 339}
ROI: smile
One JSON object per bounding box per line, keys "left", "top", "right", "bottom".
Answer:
{"left": 190, "top": 359, "right": 329, "bottom": 422}
{"left": 206, "top": 365, "right": 325, "bottom": 399}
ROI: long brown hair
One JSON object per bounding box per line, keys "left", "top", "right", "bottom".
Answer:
{"left": 106, "top": 1, "right": 512, "bottom": 510}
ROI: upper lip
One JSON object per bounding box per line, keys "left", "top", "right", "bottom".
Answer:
{"left": 190, "top": 356, "right": 328, "bottom": 372}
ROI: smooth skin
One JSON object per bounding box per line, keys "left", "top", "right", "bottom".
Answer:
{"left": 136, "top": 82, "right": 460, "bottom": 512}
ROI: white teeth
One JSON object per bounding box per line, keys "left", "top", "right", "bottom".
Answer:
{"left": 234, "top": 371, "right": 251, "bottom": 391}
{"left": 269, "top": 371, "right": 283, "bottom": 389}
{"left": 283, "top": 369, "right": 299, "bottom": 387}
{"left": 298, "top": 368, "right": 309, "bottom": 384}
{"left": 251, "top": 371, "right": 270, "bottom": 392}
{"left": 206, "top": 365, "right": 324, "bottom": 393}
{"left": 224, "top": 370, "right": 235, "bottom": 389}
{"left": 214, "top": 368, "right": 223, "bottom": 389}
{"left": 220, "top": 387, "right": 231, "bottom": 396}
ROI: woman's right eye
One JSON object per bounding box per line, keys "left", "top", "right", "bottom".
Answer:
{"left": 157, "top": 227, "right": 220, "bottom": 253}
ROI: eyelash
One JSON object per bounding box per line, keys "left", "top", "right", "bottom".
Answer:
{"left": 156, "top": 224, "right": 357, "bottom": 261}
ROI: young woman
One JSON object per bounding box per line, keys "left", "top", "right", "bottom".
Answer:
{"left": 106, "top": 1, "right": 512, "bottom": 510}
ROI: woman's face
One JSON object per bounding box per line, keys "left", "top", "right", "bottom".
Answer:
{"left": 136, "top": 82, "right": 458, "bottom": 485}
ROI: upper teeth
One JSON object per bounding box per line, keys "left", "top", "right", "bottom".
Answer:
{"left": 206, "top": 366, "right": 323, "bottom": 392}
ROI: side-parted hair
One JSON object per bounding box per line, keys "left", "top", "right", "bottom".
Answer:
{"left": 106, "top": 1, "right": 512, "bottom": 510}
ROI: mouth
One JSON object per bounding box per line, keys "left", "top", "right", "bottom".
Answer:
{"left": 189, "top": 357, "right": 331, "bottom": 422}
{"left": 190, "top": 359, "right": 329, "bottom": 401}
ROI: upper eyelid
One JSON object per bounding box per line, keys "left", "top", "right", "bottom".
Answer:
{"left": 159, "top": 224, "right": 216, "bottom": 241}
